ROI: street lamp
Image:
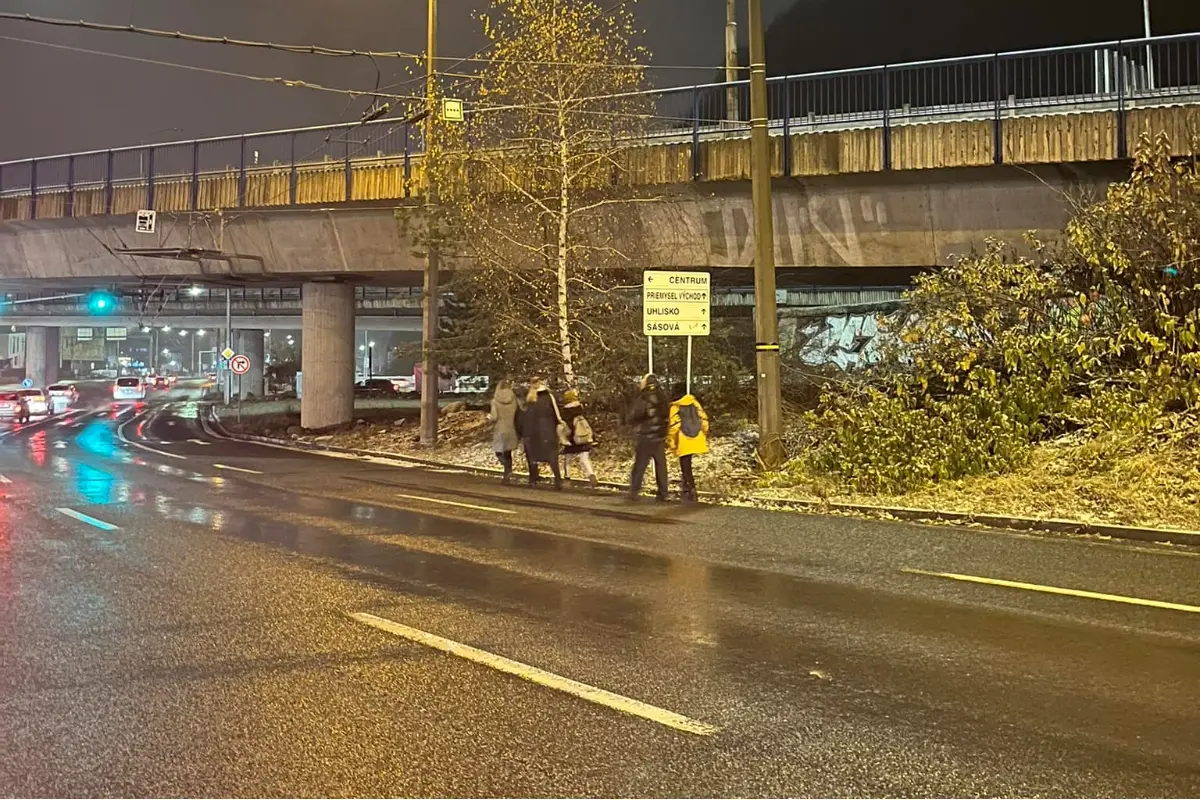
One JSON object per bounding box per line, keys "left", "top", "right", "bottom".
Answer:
{"left": 189, "top": 286, "right": 203, "bottom": 297}
{"left": 162, "top": 325, "right": 172, "bottom": 333}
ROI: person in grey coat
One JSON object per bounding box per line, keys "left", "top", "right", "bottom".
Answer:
{"left": 489, "top": 379, "right": 520, "bottom": 484}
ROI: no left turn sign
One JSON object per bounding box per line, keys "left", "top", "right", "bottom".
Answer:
{"left": 229, "top": 354, "right": 251, "bottom": 375}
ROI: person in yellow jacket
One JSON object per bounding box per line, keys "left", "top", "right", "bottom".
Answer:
{"left": 668, "top": 383, "right": 709, "bottom": 502}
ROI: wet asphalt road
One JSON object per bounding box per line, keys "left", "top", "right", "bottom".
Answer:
{"left": 0, "top": 384, "right": 1198, "bottom": 797}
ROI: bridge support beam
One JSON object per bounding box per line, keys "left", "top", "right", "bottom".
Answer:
{"left": 234, "top": 329, "right": 265, "bottom": 399}
{"left": 25, "top": 326, "right": 59, "bottom": 387}
{"left": 300, "top": 284, "right": 355, "bottom": 430}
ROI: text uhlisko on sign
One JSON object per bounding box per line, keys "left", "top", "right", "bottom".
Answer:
{"left": 642, "top": 270, "right": 711, "bottom": 337}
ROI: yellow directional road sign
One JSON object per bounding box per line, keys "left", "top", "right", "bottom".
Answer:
{"left": 643, "top": 270, "right": 711, "bottom": 337}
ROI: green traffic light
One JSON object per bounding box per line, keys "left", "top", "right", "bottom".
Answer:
{"left": 87, "top": 291, "right": 117, "bottom": 315}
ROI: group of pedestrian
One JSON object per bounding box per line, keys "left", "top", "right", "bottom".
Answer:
{"left": 487, "top": 372, "right": 708, "bottom": 502}
{"left": 625, "top": 373, "right": 709, "bottom": 502}
{"left": 488, "top": 377, "right": 597, "bottom": 490}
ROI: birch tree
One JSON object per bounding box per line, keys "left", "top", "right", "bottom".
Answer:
{"left": 431, "top": 0, "right": 656, "bottom": 389}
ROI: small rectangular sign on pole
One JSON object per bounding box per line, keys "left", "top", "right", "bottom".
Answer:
{"left": 105, "top": 327, "right": 127, "bottom": 341}
{"left": 643, "top": 270, "right": 711, "bottom": 337}
{"left": 442, "top": 98, "right": 465, "bottom": 122}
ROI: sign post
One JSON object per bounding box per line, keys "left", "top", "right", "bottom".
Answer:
{"left": 642, "top": 270, "right": 711, "bottom": 391}
{"left": 221, "top": 346, "right": 236, "bottom": 405}
{"left": 229, "top": 353, "right": 251, "bottom": 420}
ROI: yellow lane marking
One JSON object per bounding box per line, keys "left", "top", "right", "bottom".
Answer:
{"left": 395, "top": 493, "right": 515, "bottom": 515}
{"left": 903, "top": 568, "right": 1200, "bottom": 614}
{"left": 347, "top": 612, "right": 720, "bottom": 736}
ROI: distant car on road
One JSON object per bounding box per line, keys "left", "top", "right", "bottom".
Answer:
{"left": 0, "top": 392, "right": 30, "bottom": 423}
{"left": 47, "top": 383, "right": 79, "bottom": 413}
{"left": 112, "top": 377, "right": 147, "bottom": 403}
{"left": 151, "top": 375, "right": 170, "bottom": 390}
{"left": 17, "top": 389, "right": 50, "bottom": 417}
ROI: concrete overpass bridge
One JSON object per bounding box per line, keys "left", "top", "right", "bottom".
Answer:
{"left": 1, "top": 34, "right": 1198, "bottom": 426}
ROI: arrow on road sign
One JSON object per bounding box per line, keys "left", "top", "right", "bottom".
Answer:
{"left": 229, "top": 354, "right": 251, "bottom": 375}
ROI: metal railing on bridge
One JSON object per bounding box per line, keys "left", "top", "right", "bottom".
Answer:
{"left": 1, "top": 33, "right": 1197, "bottom": 221}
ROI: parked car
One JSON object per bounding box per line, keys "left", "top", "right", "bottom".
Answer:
{"left": 112, "top": 377, "right": 147, "bottom": 403}
{"left": 355, "top": 378, "right": 399, "bottom": 396}
{"left": 0, "top": 392, "right": 30, "bottom": 423}
{"left": 388, "top": 376, "right": 417, "bottom": 393}
{"left": 47, "top": 383, "right": 79, "bottom": 413}
{"left": 17, "top": 389, "right": 50, "bottom": 417}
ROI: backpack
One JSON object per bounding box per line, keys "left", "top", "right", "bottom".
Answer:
{"left": 677, "top": 403, "right": 703, "bottom": 438}
{"left": 573, "top": 414, "right": 594, "bottom": 445}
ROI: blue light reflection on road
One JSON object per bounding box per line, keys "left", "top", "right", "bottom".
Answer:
{"left": 75, "top": 463, "right": 116, "bottom": 506}
{"left": 76, "top": 419, "right": 118, "bottom": 458}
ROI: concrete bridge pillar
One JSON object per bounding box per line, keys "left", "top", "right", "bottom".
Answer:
{"left": 300, "top": 283, "right": 355, "bottom": 430}
{"left": 25, "top": 326, "right": 59, "bottom": 387}
{"left": 234, "top": 329, "right": 266, "bottom": 399}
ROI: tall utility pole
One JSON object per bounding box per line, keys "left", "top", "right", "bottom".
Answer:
{"left": 747, "top": 0, "right": 784, "bottom": 468}
{"left": 419, "top": 0, "right": 440, "bottom": 445}
{"left": 725, "top": 0, "right": 739, "bottom": 122}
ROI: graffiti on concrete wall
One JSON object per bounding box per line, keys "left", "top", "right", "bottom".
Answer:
{"left": 700, "top": 194, "right": 892, "bottom": 268}
{"left": 780, "top": 309, "right": 904, "bottom": 370}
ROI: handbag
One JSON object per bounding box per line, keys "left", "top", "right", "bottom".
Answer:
{"left": 550, "top": 394, "right": 571, "bottom": 446}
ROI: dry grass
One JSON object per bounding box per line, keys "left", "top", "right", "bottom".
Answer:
{"left": 760, "top": 421, "right": 1200, "bottom": 531}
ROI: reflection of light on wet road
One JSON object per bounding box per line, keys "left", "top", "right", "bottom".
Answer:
{"left": 75, "top": 463, "right": 116, "bottom": 505}
{"left": 28, "top": 431, "right": 47, "bottom": 468}
{"left": 76, "top": 420, "right": 118, "bottom": 458}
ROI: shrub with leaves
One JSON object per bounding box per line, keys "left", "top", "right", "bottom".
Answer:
{"left": 793, "top": 134, "right": 1200, "bottom": 493}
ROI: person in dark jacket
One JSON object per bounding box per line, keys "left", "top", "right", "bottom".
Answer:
{"left": 521, "top": 377, "right": 563, "bottom": 489}
{"left": 560, "top": 388, "right": 598, "bottom": 487}
{"left": 626, "top": 373, "right": 669, "bottom": 501}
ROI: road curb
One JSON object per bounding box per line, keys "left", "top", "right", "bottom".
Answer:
{"left": 203, "top": 406, "right": 635, "bottom": 491}
{"left": 204, "top": 406, "right": 1200, "bottom": 548}
{"left": 743, "top": 495, "right": 1200, "bottom": 548}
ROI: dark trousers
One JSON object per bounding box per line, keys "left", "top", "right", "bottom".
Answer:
{"left": 679, "top": 454, "right": 696, "bottom": 500}
{"left": 527, "top": 453, "right": 562, "bottom": 486}
{"left": 630, "top": 439, "right": 668, "bottom": 500}
{"left": 496, "top": 450, "right": 514, "bottom": 481}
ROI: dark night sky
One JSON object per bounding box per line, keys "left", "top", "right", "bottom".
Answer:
{"left": 0, "top": 0, "right": 1197, "bottom": 161}
{"left": 0, "top": 0, "right": 794, "bottom": 160}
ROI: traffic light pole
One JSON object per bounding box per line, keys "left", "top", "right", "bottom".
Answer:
{"left": 748, "top": 0, "right": 784, "bottom": 468}
{"left": 224, "top": 288, "right": 232, "bottom": 405}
